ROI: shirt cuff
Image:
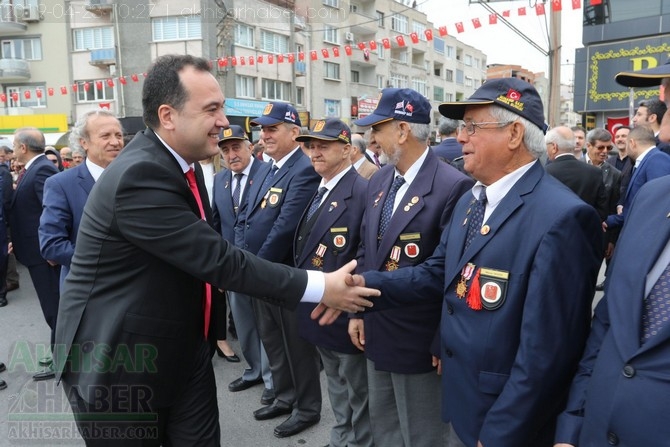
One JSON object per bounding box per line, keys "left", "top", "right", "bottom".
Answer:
{"left": 301, "top": 270, "right": 325, "bottom": 303}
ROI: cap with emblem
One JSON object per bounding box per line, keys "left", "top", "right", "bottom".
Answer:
{"left": 218, "top": 125, "right": 249, "bottom": 146}
{"left": 250, "top": 102, "right": 301, "bottom": 127}
{"left": 439, "top": 78, "right": 548, "bottom": 134}
{"left": 615, "top": 59, "right": 670, "bottom": 88}
{"left": 295, "top": 118, "right": 351, "bottom": 144}
{"left": 353, "top": 88, "right": 431, "bottom": 127}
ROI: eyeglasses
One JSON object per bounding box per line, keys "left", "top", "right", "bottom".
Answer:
{"left": 457, "top": 120, "right": 515, "bottom": 136}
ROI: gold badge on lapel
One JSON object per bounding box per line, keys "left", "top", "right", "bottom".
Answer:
{"left": 312, "top": 244, "right": 327, "bottom": 269}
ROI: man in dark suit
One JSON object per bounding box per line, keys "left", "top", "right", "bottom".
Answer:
{"left": 432, "top": 117, "right": 463, "bottom": 162}
{"left": 607, "top": 124, "right": 633, "bottom": 196}
{"left": 0, "top": 149, "right": 12, "bottom": 307}
{"left": 338, "top": 79, "right": 603, "bottom": 446}
{"left": 294, "top": 119, "right": 373, "bottom": 447}
{"left": 211, "top": 125, "right": 273, "bottom": 404}
{"left": 39, "top": 110, "right": 124, "bottom": 287}
{"left": 632, "top": 98, "right": 670, "bottom": 153}
{"left": 350, "top": 88, "right": 474, "bottom": 446}
{"left": 555, "top": 175, "right": 670, "bottom": 446}
{"left": 546, "top": 125, "right": 608, "bottom": 220}
{"left": 238, "top": 102, "right": 322, "bottom": 438}
{"left": 9, "top": 128, "right": 60, "bottom": 370}
{"left": 54, "top": 55, "right": 378, "bottom": 446}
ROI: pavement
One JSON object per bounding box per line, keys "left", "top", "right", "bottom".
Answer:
{"left": 0, "top": 264, "right": 334, "bottom": 446}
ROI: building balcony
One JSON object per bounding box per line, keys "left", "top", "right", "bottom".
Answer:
{"left": 0, "top": 4, "right": 27, "bottom": 35}
{"left": 85, "top": 0, "right": 114, "bottom": 13}
{"left": 89, "top": 48, "right": 116, "bottom": 67}
{"left": 0, "top": 58, "right": 30, "bottom": 81}
{"left": 348, "top": 12, "right": 377, "bottom": 36}
{"left": 295, "top": 61, "right": 306, "bottom": 76}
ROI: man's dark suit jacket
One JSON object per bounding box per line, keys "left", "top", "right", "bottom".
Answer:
{"left": 431, "top": 138, "right": 462, "bottom": 162}
{"left": 607, "top": 154, "right": 633, "bottom": 198}
{"left": 54, "top": 129, "right": 308, "bottom": 407}
{"left": 546, "top": 155, "right": 609, "bottom": 220}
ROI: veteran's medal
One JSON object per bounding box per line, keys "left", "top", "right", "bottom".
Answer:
{"left": 386, "top": 246, "right": 401, "bottom": 271}
{"left": 311, "top": 244, "right": 327, "bottom": 269}
{"left": 456, "top": 263, "right": 475, "bottom": 299}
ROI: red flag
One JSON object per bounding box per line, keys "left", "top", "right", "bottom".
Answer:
{"left": 99, "top": 102, "right": 111, "bottom": 109}
{"left": 36, "top": 88, "right": 42, "bottom": 98}
{"left": 472, "top": 18, "right": 482, "bottom": 29}
{"left": 231, "top": 57, "right": 237, "bottom": 66}
{"left": 131, "top": 74, "right": 139, "bottom": 82}
{"left": 240, "top": 56, "right": 246, "bottom": 65}
{"left": 424, "top": 29, "right": 433, "bottom": 41}
{"left": 0, "top": 93, "right": 6, "bottom": 102}
{"left": 357, "top": 42, "right": 366, "bottom": 51}
{"left": 60, "top": 86, "right": 68, "bottom": 95}
{"left": 95, "top": 80, "right": 103, "bottom": 90}
{"left": 502, "top": 10, "right": 511, "bottom": 17}
{"left": 571, "top": 0, "right": 581, "bottom": 8}
{"left": 257, "top": 55, "right": 263, "bottom": 64}
{"left": 298, "top": 51, "right": 305, "bottom": 61}
{"left": 410, "top": 32, "right": 419, "bottom": 44}
{"left": 489, "top": 13, "right": 497, "bottom": 25}
{"left": 11, "top": 92, "right": 18, "bottom": 101}
{"left": 249, "top": 56, "right": 255, "bottom": 65}
{"left": 47, "top": 87, "right": 54, "bottom": 96}
{"left": 438, "top": 26, "right": 447, "bottom": 36}
{"left": 535, "top": 3, "right": 545, "bottom": 15}
{"left": 395, "top": 35, "right": 406, "bottom": 46}
{"left": 83, "top": 82, "right": 90, "bottom": 91}
{"left": 552, "top": 0, "right": 563, "bottom": 11}
{"left": 382, "top": 38, "right": 391, "bottom": 49}
{"left": 310, "top": 50, "right": 318, "bottom": 61}
{"left": 590, "top": 0, "right": 602, "bottom": 4}
{"left": 455, "top": 22, "right": 464, "bottom": 33}
{"left": 277, "top": 54, "right": 283, "bottom": 63}
{"left": 369, "top": 40, "right": 377, "bottom": 50}
{"left": 518, "top": 7, "right": 526, "bottom": 15}
{"left": 344, "top": 45, "right": 352, "bottom": 56}
{"left": 119, "top": 76, "right": 127, "bottom": 85}
{"left": 267, "top": 55, "right": 273, "bottom": 64}
{"left": 321, "top": 48, "right": 330, "bottom": 58}
{"left": 332, "top": 47, "right": 340, "bottom": 57}
{"left": 107, "top": 79, "right": 114, "bottom": 87}
{"left": 23, "top": 90, "right": 30, "bottom": 99}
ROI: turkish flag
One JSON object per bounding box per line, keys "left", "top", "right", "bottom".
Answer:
{"left": 72, "top": 84, "right": 78, "bottom": 92}
{"left": 321, "top": 48, "right": 330, "bottom": 58}
{"left": 11, "top": 92, "right": 18, "bottom": 101}
{"left": 36, "top": 89, "right": 43, "bottom": 98}
{"left": 382, "top": 38, "right": 391, "bottom": 49}
{"left": 60, "top": 86, "right": 68, "bottom": 95}
{"left": 472, "top": 18, "right": 482, "bottom": 29}
{"left": 344, "top": 45, "right": 352, "bottom": 56}
{"left": 83, "top": 82, "right": 90, "bottom": 91}
{"left": 357, "top": 42, "right": 366, "bottom": 50}
{"left": 489, "top": 13, "right": 497, "bottom": 25}
{"left": 23, "top": 90, "right": 30, "bottom": 99}
{"left": 571, "top": 0, "right": 581, "bottom": 8}
{"left": 119, "top": 76, "right": 127, "bottom": 85}
{"left": 395, "top": 35, "right": 406, "bottom": 46}
{"left": 95, "top": 80, "right": 103, "bottom": 90}
{"left": 231, "top": 57, "right": 237, "bottom": 66}
{"left": 518, "top": 7, "right": 526, "bottom": 15}
{"left": 267, "top": 54, "right": 273, "bottom": 64}
{"left": 107, "top": 79, "right": 114, "bottom": 87}
{"left": 590, "top": 0, "right": 602, "bottom": 4}
{"left": 552, "top": 0, "right": 563, "bottom": 11}
{"left": 131, "top": 74, "right": 139, "bottom": 82}
{"left": 410, "top": 32, "right": 419, "bottom": 44}
{"left": 298, "top": 51, "right": 305, "bottom": 61}
{"left": 0, "top": 93, "right": 6, "bottom": 102}
{"left": 240, "top": 56, "right": 246, "bottom": 65}
{"left": 257, "top": 55, "right": 263, "bottom": 64}
{"left": 424, "top": 29, "right": 433, "bottom": 41}
{"left": 502, "top": 10, "right": 510, "bottom": 17}
{"left": 438, "top": 26, "right": 447, "bottom": 36}
{"left": 47, "top": 87, "right": 54, "bottom": 96}
{"left": 455, "top": 22, "right": 464, "bottom": 33}
{"left": 310, "top": 50, "right": 318, "bottom": 61}
{"left": 249, "top": 56, "right": 255, "bottom": 65}
{"left": 369, "top": 40, "right": 377, "bottom": 50}
{"left": 287, "top": 53, "right": 294, "bottom": 63}
{"left": 535, "top": 3, "right": 545, "bottom": 15}
{"left": 277, "top": 54, "right": 283, "bottom": 63}
{"left": 332, "top": 47, "right": 340, "bottom": 57}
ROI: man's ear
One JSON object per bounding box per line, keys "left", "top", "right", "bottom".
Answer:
{"left": 158, "top": 105, "right": 175, "bottom": 130}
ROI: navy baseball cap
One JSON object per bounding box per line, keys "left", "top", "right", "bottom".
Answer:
{"left": 353, "top": 88, "right": 431, "bottom": 127}
{"left": 250, "top": 102, "right": 301, "bottom": 127}
{"left": 615, "top": 59, "right": 670, "bottom": 88}
{"left": 295, "top": 119, "right": 351, "bottom": 144}
{"left": 439, "top": 78, "right": 548, "bottom": 133}
{"left": 218, "top": 125, "right": 248, "bottom": 146}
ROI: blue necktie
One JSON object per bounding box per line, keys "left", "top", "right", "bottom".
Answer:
{"left": 306, "top": 187, "right": 328, "bottom": 221}
{"left": 259, "top": 164, "right": 278, "bottom": 196}
{"left": 641, "top": 261, "right": 670, "bottom": 344}
{"left": 232, "top": 173, "right": 243, "bottom": 214}
{"left": 465, "top": 187, "right": 487, "bottom": 250}
{"left": 378, "top": 175, "right": 405, "bottom": 240}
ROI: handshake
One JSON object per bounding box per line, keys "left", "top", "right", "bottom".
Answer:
{"left": 310, "top": 260, "right": 380, "bottom": 326}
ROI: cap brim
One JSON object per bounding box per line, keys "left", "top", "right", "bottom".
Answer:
{"left": 438, "top": 100, "right": 494, "bottom": 119}
{"left": 250, "top": 116, "right": 283, "bottom": 127}
{"left": 218, "top": 137, "right": 247, "bottom": 146}
{"left": 615, "top": 67, "right": 670, "bottom": 88}
{"left": 295, "top": 135, "right": 345, "bottom": 142}
{"left": 353, "top": 114, "right": 394, "bottom": 127}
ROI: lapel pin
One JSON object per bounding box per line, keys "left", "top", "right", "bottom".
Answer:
{"left": 329, "top": 201, "right": 338, "bottom": 212}
{"left": 480, "top": 225, "right": 490, "bottom": 235}
{"left": 373, "top": 191, "right": 384, "bottom": 207}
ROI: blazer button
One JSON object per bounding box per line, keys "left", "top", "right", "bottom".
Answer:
{"left": 447, "top": 304, "right": 454, "bottom": 315}
{"left": 607, "top": 431, "right": 619, "bottom": 445}
{"left": 622, "top": 364, "right": 635, "bottom": 378}
{"left": 444, "top": 349, "right": 453, "bottom": 358}
{"left": 298, "top": 236, "right": 303, "bottom": 241}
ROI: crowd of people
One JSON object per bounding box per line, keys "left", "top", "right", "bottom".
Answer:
{"left": 0, "top": 53, "right": 669, "bottom": 447}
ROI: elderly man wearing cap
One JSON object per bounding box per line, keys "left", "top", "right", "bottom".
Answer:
{"left": 337, "top": 78, "right": 603, "bottom": 447}
{"left": 211, "top": 125, "right": 275, "bottom": 404}
{"left": 348, "top": 88, "right": 473, "bottom": 446}
{"left": 293, "top": 118, "right": 373, "bottom": 447}
{"left": 238, "top": 102, "right": 322, "bottom": 438}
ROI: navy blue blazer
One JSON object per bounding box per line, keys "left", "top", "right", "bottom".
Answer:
{"left": 364, "top": 161, "right": 603, "bottom": 446}
{"left": 295, "top": 168, "right": 368, "bottom": 354}
{"left": 556, "top": 175, "right": 670, "bottom": 446}
{"left": 39, "top": 162, "right": 95, "bottom": 284}
{"left": 359, "top": 149, "right": 473, "bottom": 374}
{"left": 431, "top": 138, "right": 462, "bottom": 162}
{"left": 10, "top": 155, "right": 58, "bottom": 267}
{"left": 211, "top": 157, "right": 265, "bottom": 244}
{"left": 606, "top": 147, "right": 670, "bottom": 229}
{"left": 237, "top": 148, "right": 320, "bottom": 262}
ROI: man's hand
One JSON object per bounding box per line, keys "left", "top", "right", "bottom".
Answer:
{"left": 7, "top": 242, "right": 12, "bottom": 254}
{"left": 310, "top": 260, "right": 380, "bottom": 326}
{"left": 601, "top": 221, "right": 608, "bottom": 232}
{"left": 348, "top": 318, "right": 366, "bottom": 351}
{"left": 554, "top": 444, "right": 575, "bottom": 447}
{"left": 432, "top": 355, "right": 442, "bottom": 375}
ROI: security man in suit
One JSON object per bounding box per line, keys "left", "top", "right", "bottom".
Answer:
{"left": 432, "top": 117, "right": 463, "bottom": 162}
{"left": 343, "top": 78, "right": 603, "bottom": 446}
{"left": 350, "top": 88, "right": 474, "bottom": 446}
{"left": 238, "top": 102, "right": 322, "bottom": 438}
{"left": 294, "top": 119, "right": 373, "bottom": 447}
{"left": 211, "top": 125, "right": 274, "bottom": 404}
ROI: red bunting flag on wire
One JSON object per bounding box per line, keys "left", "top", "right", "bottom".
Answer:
{"left": 535, "top": 3, "right": 546, "bottom": 15}
{"left": 552, "top": 0, "right": 563, "bottom": 11}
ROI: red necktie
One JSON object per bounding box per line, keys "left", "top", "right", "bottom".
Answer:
{"left": 185, "top": 168, "right": 212, "bottom": 338}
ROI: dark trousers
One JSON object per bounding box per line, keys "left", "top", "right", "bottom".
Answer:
{"left": 6, "top": 252, "right": 19, "bottom": 286}
{"left": 26, "top": 262, "right": 60, "bottom": 347}
{"left": 64, "top": 339, "right": 220, "bottom": 446}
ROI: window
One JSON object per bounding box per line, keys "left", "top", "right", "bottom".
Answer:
{"left": 235, "top": 75, "right": 255, "bottom": 98}
{"left": 433, "top": 86, "right": 444, "bottom": 102}
{"left": 465, "top": 76, "right": 473, "bottom": 87}
{"left": 73, "top": 27, "right": 114, "bottom": 51}
{"left": 152, "top": 16, "right": 201, "bottom": 41}
{"left": 445, "top": 92, "right": 454, "bottom": 102}
{"left": 76, "top": 80, "right": 115, "bottom": 103}
{"left": 378, "top": 45, "right": 385, "bottom": 59}
{"left": 391, "top": 14, "right": 408, "bottom": 33}
{"left": 456, "top": 69, "right": 464, "bottom": 84}
{"left": 324, "top": 99, "right": 341, "bottom": 118}
{"left": 433, "top": 37, "right": 445, "bottom": 54}
{"left": 323, "top": 0, "right": 339, "bottom": 7}
{"left": 1, "top": 38, "right": 42, "bottom": 60}
{"left": 446, "top": 69, "right": 454, "bottom": 82}
{"left": 235, "top": 24, "right": 254, "bottom": 47}
{"left": 296, "top": 87, "right": 304, "bottom": 106}
{"left": 446, "top": 45, "right": 455, "bottom": 59}
{"left": 412, "top": 79, "right": 427, "bottom": 97}
{"left": 324, "top": 62, "right": 340, "bottom": 80}
{"left": 260, "top": 30, "right": 289, "bottom": 54}
{"left": 323, "top": 25, "right": 339, "bottom": 44}
{"left": 389, "top": 72, "right": 409, "bottom": 88}
{"left": 351, "top": 70, "right": 360, "bottom": 83}
{"left": 412, "top": 22, "right": 427, "bottom": 41}
{"left": 434, "top": 66, "right": 441, "bottom": 77}
{"left": 377, "top": 75, "right": 385, "bottom": 89}
{"left": 262, "top": 79, "right": 291, "bottom": 101}
{"left": 376, "top": 11, "right": 384, "bottom": 27}
{"left": 391, "top": 49, "right": 408, "bottom": 64}
{"left": 349, "top": 4, "right": 357, "bottom": 13}
{"left": 6, "top": 84, "right": 47, "bottom": 108}
{"left": 474, "top": 58, "right": 481, "bottom": 69}
{"left": 464, "top": 55, "right": 473, "bottom": 66}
